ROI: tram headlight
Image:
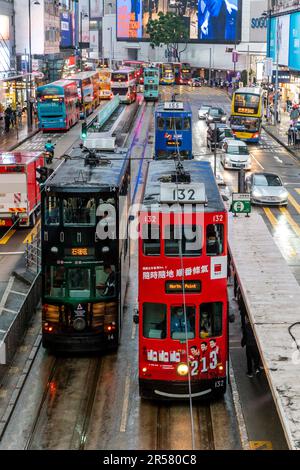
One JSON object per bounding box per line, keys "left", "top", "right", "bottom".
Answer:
{"left": 177, "top": 363, "right": 189, "bottom": 376}
{"left": 73, "top": 316, "right": 86, "bottom": 331}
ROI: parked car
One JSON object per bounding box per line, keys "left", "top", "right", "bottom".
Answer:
{"left": 198, "top": 104, "right": 211, "bottom": 120}
{"left": 220, "top": 140, "right": 251, "bottom": 170}
{"left": 207, "top": 123, "right": 234, "bottom": 149}
{"left": 188, "top": 77, "right": 201, "bottom": 87}
{"left": 206, "top": 107, "right": 226, "bottom": 124}
{"left": 245, "top": 172, "right": 288, "bottom": 206}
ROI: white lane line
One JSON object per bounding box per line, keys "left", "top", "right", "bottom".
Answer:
{"left": 229, "top": 357, "right": 250, "bottom": 450}
{"left": 119, "top": 364, "right": 131, "bottom": 433}
{"left": 0, "top": 276, "right": 14, "bottom": 317}
{"left": 250, "top": 153, "right": 264, "bottom": 169}
{"left": 10, "top": 290, "right": 27, "bottom": 296}
{"left": 274, "top": 156, "right": 283, "bottom": 164}
{"left": 1, "top": 307, "right": 17, "bottom": 314}
{"left": 0, "top": 252, "right": 25, "bottom": 255}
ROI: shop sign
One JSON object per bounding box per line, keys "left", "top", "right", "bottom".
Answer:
{"left": 271, "top": 71, "right": 290, "bottom": 84}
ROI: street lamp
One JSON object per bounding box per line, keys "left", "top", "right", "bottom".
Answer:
{"left": 27, "top": 0, "right": 40, "bottom": 129}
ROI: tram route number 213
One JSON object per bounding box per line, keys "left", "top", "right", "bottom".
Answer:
{"left": 190, "top": 351, "right": 219, "bottom": 375}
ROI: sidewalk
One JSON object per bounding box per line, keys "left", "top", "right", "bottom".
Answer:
{"left": 0, "top": 117, "right": 39, "bottom": 152}
{"left": 262, "top": 109, "right": 300, "bottom": 160}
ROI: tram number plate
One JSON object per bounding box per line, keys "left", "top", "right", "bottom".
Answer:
{"left": 164, "top": 101, "right": 184, "bottom": 110}
{"left": 160, "top": 183, "right": 206, "bottom": 203}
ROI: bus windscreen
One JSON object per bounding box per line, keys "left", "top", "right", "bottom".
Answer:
{"left": 234, "top": 94, "right": 260, "bottom": 114}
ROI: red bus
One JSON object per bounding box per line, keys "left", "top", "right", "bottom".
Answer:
{"left": 122, "top": 60, "right": 147, "bottom": 84}
{"left": 111, "top": 68, "right": 137, "bottom": 104}
{"left": 138, "top": 160, "right": 228, "bottom": 400}
{"left": 172, "top": 63, "right": 192, "bottom": 85}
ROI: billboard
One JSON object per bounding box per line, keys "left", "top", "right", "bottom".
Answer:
{"left": 90, "top": 0, "right": 103, "bottom": 19}
{"left": 249, "top": 0, "right": 267, "bottom": 43}
{"left": 116, "top": 0, "right": 242, "bottom": 43}
{"left": 60, "top": 12, "right": 74, "bottom": 48}
{"left": 289, "top": 12, "right": 300, "bottom": 71}
{"left": 269, "top": 15, "right": 290, "bottom": 67}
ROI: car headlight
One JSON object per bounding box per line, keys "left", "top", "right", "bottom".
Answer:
{"left": 221, "top": 116, "right": 226, "bottom": 122}
{"left": 208, "top": 116, "right": 213, "bottom": 121}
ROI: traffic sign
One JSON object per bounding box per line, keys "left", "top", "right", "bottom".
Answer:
{"left": 231, "top": 193, "right": 251, "bottom": 215}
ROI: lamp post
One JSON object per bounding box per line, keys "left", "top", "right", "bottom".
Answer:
{"left": 263, "top": 1, "right": 278, "bottom": 125}
{"left": 27, "top": 0, "right": 40, "bottom": 129}
{"left": 107, "top": 27, "right": 113, "bottom": 70}
{"left": 80, "top": 10, "right": 89, "bottom": 71}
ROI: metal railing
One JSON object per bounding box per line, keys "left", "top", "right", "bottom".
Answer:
{"left": 25, "top": 231, "right": 41, "bottom": 274}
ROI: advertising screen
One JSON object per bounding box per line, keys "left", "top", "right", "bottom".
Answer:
{"left": 289, "top": 12, "right": 300, "bottom": 71}
{"left": 269, "top": 15, "right": 290, "bottom": 67}
{"left": 60, "top": 12, "right": 73, "bottom": 48}
{"left": 116, "top": 0, "right": 241, "bottom": 43}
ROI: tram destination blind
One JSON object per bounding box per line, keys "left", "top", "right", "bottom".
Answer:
{"left": 160, "top": 183, "right": 206, "bottom": 203}
{"left": 164, "top": 101, "right": 184, "bottom": 110}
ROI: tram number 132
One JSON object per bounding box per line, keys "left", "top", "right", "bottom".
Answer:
{"left": 161, "top": 183, "right": 206, "bottom": 203}
{"left": 190, "top": 351, "right": 219, "bottom": 375}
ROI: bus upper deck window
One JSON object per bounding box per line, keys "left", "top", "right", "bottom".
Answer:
{"left": 142, "top": 224, "right": 160, "bottom": 256}
{"left": 157, "top": 117, "right": 164, "bottom": 130}
{"left": 206, "top": 224, "right": 224, "bottom": 256}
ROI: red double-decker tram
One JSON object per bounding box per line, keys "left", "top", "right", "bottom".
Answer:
{"left": 172, "top": 62, "right": 192, "bottom": 85}
{"left": 138, "top": 160, "right": 228, "bottom": 399}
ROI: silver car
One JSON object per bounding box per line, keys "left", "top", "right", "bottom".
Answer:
{"left": 198, "top": 104, "right": 211, "bottom": 119}
{"left": 245, "top": 172, "right": 288, "bottom": 206}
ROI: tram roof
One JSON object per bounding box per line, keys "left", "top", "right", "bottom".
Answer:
{"left": 45, "top": 147, "right": 129, "bottom": 193}
{"left": 142, "top": 160, "right": 225, "bottom": 212}
{"left": 155, "top": 101, "right": 192, "bottom": 115}
{"left": 229, "top": 212, "right": 300, "bottom": 450}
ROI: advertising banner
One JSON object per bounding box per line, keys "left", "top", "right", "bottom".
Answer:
{"left": 116, "top": 0, "right": 242, "bottom": 43}
{"left": 269, "top": 15, "right": 290, "bottom": 67}
{"left": 90, "top": 0, "right": 103, "bottom": 19}
{"left": 60, "top": 12, "right": 74, "bottom": 48}
{"left": 289, "top": 12, "right": 300, "bottom": 71}
{"left": 249, "top": 0, "right": 267, "bottom": 43}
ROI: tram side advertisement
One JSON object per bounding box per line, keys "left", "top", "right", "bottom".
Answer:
{"left": 116, "top": 0, "right": 241, "bottom": 43}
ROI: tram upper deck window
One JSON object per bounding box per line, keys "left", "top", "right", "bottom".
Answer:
{"left": 183, "top": 117, "right": 191, "bottom": 130}
{"left": 45, "top": 196, "right": 60, "bottom": 226}
{"left": 142, "top": 224, "right": 160, "bottom": 256}
{"left": 68, "top": 267, "right": 91, "bottom": 298}
{"left": 157, "top": 117, "right": 164, "bottom": 130}
{"left": 63, "top": 197, "right": 96, "bottom": 226}
{"left": 165, "top": 225, "right": 202, "bottom": 257}
{"left": 166, "top": 117, "right": 182, "bottom": 131}
{"left": 171, "top": 306, "right": 195, "bottom": 340}
{"left": 143, "top": 303, "right": 167, "bottom": 339}
{"left": 45, "top": 266, "right": 66, "bottom": 298}
{"left": 200, "top": 302, "right": 222, "bottom": 338}
{"left": 206, "top": 224, "right": 224, "bottom": 256}
{"left": 95, "top": 264, "right": 116, "bottom": 299}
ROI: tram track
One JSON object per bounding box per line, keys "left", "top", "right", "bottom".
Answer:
{"left": 25, "top": 355, "right": 102, "bottom": 450}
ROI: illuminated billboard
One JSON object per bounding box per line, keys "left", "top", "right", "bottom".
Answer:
{"left": 116, "top": 0, "right": 241, "bottom": 43}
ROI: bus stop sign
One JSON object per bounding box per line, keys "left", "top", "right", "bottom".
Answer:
{"left": 231, "top": 193, "right": 251, "bottom": 215}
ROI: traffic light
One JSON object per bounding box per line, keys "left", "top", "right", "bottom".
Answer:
{"left": 36, "top": 167, "right": 53, "bottom": 185}
{"left": 81, "top": 121, "right": 88, "bottom": 139}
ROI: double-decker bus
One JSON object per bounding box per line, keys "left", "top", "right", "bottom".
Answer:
{"left": 37, "top": 80, "right": 80, "bottom": 131}
{"left": 143, "top": 67, "right": 159, "bottom": 101}
{"left": 122, "top": 60, "right": 147, "bottom": 84}
{"left": 98, "top": 68, "right": 112, "bottom": 100}
{"left": 111, "top": 68, "right": 137, "bottom": 104}
{"left": 41, "top": 145, "right": 130, "bottom": 352}
{"left": 172, "top": 62, "right": 192, "bottom": 85}
{"left": 153, "top": 63, "right": 175, "bottom": 85}
{"left": 230, "top": 87, "right": 264, "bottom": 142}
{"left": 65, "top": 71, "right": 100, "bottom": 117}
{"left": 138, "top": 160, "right": 228, "bottom": 399}
{"left": 154, "top": 101, "right": 192, "bottom": 159}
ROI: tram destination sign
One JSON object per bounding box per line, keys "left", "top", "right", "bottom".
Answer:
{"left": 160, "top": 183, "right": 206, "bottom": 203}
{"left": 164, "top": 102, "right": 184, "bottom": 110}
{"left": 231, "top": 193, "right": 251, "bottom": 214}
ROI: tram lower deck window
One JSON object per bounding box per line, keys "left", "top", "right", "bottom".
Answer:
{"left": 143, "top": 303, "right": 166, "bottom": 339}
{"left": 200, "top": 302, "right": 222, "bottom": 338}
{"left": 165, "top": 225, "right": 202, "bottom": 257}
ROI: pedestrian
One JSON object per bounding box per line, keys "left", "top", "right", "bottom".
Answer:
{"left": 16, "top": 102, "right": 22, "bottom": 125}
{"left": 11, "top": 109, "right": 17, "bottom": 128}
{"left": 4, "top": 105, "right": 11, "bottom": 132}
{"left": 241, "top": 316, "right": 262, "bottom": 378}
{"left": 288, "top": 124, "right": 294, "bottom": 146}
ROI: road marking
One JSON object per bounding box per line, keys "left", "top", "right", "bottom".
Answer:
{"left": 131, "top": 322, "right": 136, "bottom": 340}
{"left": 279, "top": 207, "right": 300, "bottom": 237}
{"left": 0, "top": 230, "right": 16, "bottom": 245}
{"left": 1, "top": 307, "right": 18, "bottom": 314}
{"left": 250, "top": 154, "right": 264, "bottom": 170}
{"left": 23, "top": 221, "right": 40, "bottom": 244}
{"left": 249, "top": 441, "right": 273, "bottom": 450}
{"left": 263, "top": 207, "right": 278, "bottom": 227}
{"left": 295, "top": 188, "right": 300, "bottom": 195}
{"left": 288, "top": 193, "right": 300, "bottom": 215}
{"left": 0, "top": 251, "right": 25, "bottom": 255}
{"left": 119, "top": 364, "right": 131, "bottom": 433}
{"left": 0, "top": 276, "right": 14, "bottom": 317}
{"left": 10, "top": 290, "right": 27, "bottom": 296}
{"left": 274, "top": 156, "right": 283, "bottom": 164}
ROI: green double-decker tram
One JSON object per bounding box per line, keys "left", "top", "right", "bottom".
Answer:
{"left": 41, "top": 146, "right": 130, "bottom": 352}
{"left": 143, "top": 67, "right": 160, "bottom": 102}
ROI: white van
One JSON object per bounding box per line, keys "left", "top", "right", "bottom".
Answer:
{"left": 221, "top": 140, "right": 251, "bottom": 170}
